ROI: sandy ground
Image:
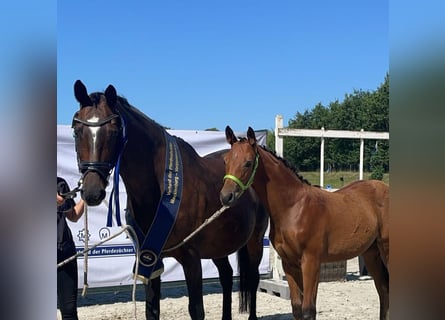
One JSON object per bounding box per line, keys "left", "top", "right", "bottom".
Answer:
{"left": 63, "top": 258, "right": 379, "bottom": 319}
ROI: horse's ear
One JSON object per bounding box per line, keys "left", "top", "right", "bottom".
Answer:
{"left": 74, "top": 80, "right": 92, "bottom": 107}
{"left": 225, "top": 126, "right": 238, "bottom": 145}
{"left": 104, "top": 84, "right": 117, "bottom": 108}
{"left": 247, "top": 126, "right": 257, "bottom": 146}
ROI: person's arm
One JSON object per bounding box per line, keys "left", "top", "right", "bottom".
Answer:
{"left": 57, "top": 193, "right": 65, "bottom": 206}
{"left": 65, "top": 198, "right": 85, "bottom": 223}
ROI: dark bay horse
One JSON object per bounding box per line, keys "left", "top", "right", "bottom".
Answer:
{"left": 220, "top": 126, "right": 389, "bottom": 320}
{"left": 71, "top": 81, "right": 268, "bottom": 320}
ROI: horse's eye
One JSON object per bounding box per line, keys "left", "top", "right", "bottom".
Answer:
{"left": 244, "top": 161, "right": 253, "bottom": 168}
{"left": 109, "top": 127, "right": 121, "bottom": 137}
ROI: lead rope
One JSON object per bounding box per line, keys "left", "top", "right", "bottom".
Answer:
{"left": 125, "top": 224, "right": 140, "bottom": 320}
{"left": 82, "top": 203, "right": 89, "bottom": 297}
{"left": 162, "top": 205, "right": 229, "bottom": 253}
{"left": 82, "top": 203, "right": 89, "bottom": 296}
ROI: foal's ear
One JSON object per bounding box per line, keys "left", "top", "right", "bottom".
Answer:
{"left": 104, "top": 84, "right": 117, "bottom": 108}
{"left": 247, "top": 126, "right": 257, "bottom": 146}
{"left": 74, "top": 80, "right": 92, "bottom": 107}
{"left": 225, "top": 126, "right": 238, "bottom": 145}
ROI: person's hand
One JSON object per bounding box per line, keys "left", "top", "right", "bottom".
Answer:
{"left": 57, "top": 193, "right": 65, "bottom": 206}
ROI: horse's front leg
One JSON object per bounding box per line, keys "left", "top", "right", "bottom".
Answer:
{"left": 301, "top": 253, "right": 321, "bottom": 320}
{"left": 243, "top": 232, "right": 266, "bottom": 320}
{"left": 282, "top": 259, "right": 303, "bottom": 320}
{"left": 144, "top": 276, "right": 161, "bottom": 320}
{"left": 212, "top": 257, "right": 233, "bottom": 320}
{"left": 176, "top": 249, "right": 205, "bottom": 320}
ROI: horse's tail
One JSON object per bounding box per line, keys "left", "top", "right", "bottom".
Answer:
{"left": 237, "top": 244, "right": 250, "bottom": 314}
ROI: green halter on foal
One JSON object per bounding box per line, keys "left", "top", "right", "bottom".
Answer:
{"left": 223, "top": 152, "right": 259, "bottom": 192}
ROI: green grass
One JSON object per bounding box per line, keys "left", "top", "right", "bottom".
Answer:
{"left": 299, "top": 171, "right": 389, "bottom": 189}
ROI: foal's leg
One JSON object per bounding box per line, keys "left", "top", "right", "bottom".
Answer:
{"left": 362, "top": 242, "right": 389, "bottom": 320}
{"left": 300, "top": 253, "right": 321, "bottom": 320}
{"left": 144, "top": 276, "right": 161, "bottom": 320}
{"left": 176, "top": 250, "right": 205, "bottom": 320}
{"left": 377, "top": 183, "right": 390, "bottom": 270}
{"left": 241, "top": 236, "right": 264, "bottom": 320}
{"left": 212, "top": 257, "right": 233, "bottom": 320}
{"left": 282, "top": 260, "right": 304, "bottom": 320}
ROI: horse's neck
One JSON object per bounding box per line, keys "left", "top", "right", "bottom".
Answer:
{"left": 254, "top": 147, "right": 307, "bottom": 215}
{"left": 118, "top": 119, "right": 167, "bottom": 232}
{"left": 121, "top": 119, "right": 165, "bottom": 191}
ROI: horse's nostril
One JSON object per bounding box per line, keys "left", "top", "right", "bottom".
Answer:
{"left": 83, "top": 189, "right": 106, "bottom": 206}
{"left": 85, "top": 197, "right": 100, "bottom": 206}
{"left": 220, "top": 191, "right": 236, "bottom": 207}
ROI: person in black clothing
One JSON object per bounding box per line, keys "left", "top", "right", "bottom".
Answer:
{"left": 57, "top": 177, "right": 85, "bottom": 320}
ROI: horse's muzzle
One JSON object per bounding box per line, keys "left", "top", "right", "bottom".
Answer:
{"left": 220, "top": 190, "right": 238, "bottom": 207}
{"left": 81, "top": 172, "right": 107, "bottom": 206}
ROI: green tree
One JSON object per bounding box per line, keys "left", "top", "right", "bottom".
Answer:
{"left": 370, "top": 142, "right": 385, "bottom": 180}
{"left": 283, "top": 73, "right": 389, "bottom": 173}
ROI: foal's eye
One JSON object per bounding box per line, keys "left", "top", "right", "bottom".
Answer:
{"left": 244, "top": 161, "right": 253, "bottom": 168}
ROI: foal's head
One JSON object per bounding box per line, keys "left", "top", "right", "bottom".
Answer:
{"left": 71, "top": 80, "right": 126, "bottom": 205}
{"left": 220, "top": 126, "right": 259, "bottom": 207}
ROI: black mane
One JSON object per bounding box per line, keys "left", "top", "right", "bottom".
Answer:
{"left": 113, "top": 94, "right": 202, "bottom": 159}
{"left": 115, "top": 95, "right": 164, "bottom": 129}
{"left": 259, "top": 145, "right": 311, "bottom": 186}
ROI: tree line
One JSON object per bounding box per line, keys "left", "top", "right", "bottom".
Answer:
{"left": 267, "top": 73, "right": 389, "bottom": 179}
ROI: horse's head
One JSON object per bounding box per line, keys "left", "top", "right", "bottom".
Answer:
{"left": 220, "top": 126, "right": 259, "bottom": 207}
{"left": 71, "top": 80, "right": 126, "bottom": 206}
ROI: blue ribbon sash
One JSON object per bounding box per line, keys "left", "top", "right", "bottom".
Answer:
{"left": 126, "top": 131, "right": 183, "bottom": 282}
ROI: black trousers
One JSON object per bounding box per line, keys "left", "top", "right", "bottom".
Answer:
{"left": 57, "top": 259, "right": 78, "bottom": 320}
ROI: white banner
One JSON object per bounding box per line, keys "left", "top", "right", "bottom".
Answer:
{"left": 57, "top": 125, "right": 270, "bottom": 288}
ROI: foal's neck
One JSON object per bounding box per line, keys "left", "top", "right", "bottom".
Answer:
{"left": 258, "top": 147, "right": 306, "bottom": 186}
{"left": 253, "top": 147, "right": 307, "bottom": 212}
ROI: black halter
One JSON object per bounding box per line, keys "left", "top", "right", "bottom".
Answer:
{"left": 72, "top": 112, "right": 127, "bottom": 182}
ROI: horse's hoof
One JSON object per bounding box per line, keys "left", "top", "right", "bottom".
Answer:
{"left": 302, "top": 308, "right": 316, "bottom": 320}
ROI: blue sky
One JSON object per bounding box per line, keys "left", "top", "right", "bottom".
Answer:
{"left": 57, "top": 1, "right": 388, "bottom": 131}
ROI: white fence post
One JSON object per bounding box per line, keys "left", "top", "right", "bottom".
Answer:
{"left": 272, "top": 115, "right": 285, "bottom": 280}
{"left": 275, "top": 115, "right": 283, "bottom": 157}
{"left": 320, "top": 127, "right": 325, "bottom": 187}
{"left": 359, "top": 129, "right": 364, "bottom": 180}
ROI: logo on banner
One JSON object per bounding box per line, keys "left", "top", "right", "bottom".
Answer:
{"left": 77, "top": 228, "right": 91, "bottom": 243}
{"left": 99, "top": 227, "right": 111, "bottom": 240}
